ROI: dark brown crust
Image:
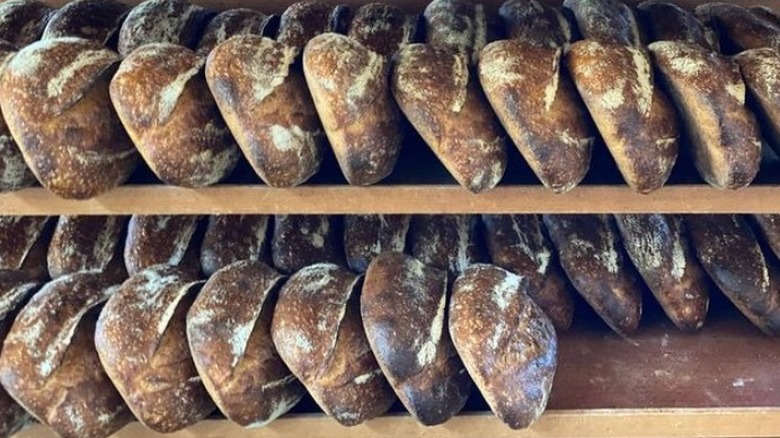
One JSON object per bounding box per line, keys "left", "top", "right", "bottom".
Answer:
{"left": 277, "top": 1, "right": 348, "bottom": 53}
{"left": 391, "top": 44, "right": 506, "bottom": 193}
{"left": 423, "top": 0, "right": 493, "bottom": 65}
{"left": 735, "top": 48, "right": 780, "bottom": 155}
{"left": 409, "top": 215, "right": 485, "bottom": 277}
{"left": 543, "top": 214, "right": 643, "bottom": 336}
{"left": 47, "top": 216, "right": 127, "bottom": 282}
{"left": 498, "top": 0, "right": 572, "bottom": 48}
{"left": 95, "top": 266, "right": 213, "bottom": 433}
{"left": 614, "top": 214, "right": 709, "bottom": 331}
{"left": 117, "top": 0, "right": 213, "bottom": 58}
{"left": 0, "top": 216, "right": 50, "bottom": 276}
{"left": 636, "top": 1, "right": 716, "bottom": 50}
{"left": 450, "top": 264, "right": 556, "bottom": 429}
{"left": 566, "top": 40, "right": 678, "bottom": 193}
{"left": 687, "top": 215, "right": 780, "bottom": 335}
{"left": 271, "top": 215, "right": 344, "bottom": 274}
{"left": 0, "top": 43, "right": 36, "bottom": 193}
{"left": 347, "top": 3, "right": 417, "bottom": 57}
{"left": 751, "top": 6, "right": 780, "bottom": 29}
{"left": 752, "top": 215, "right": 780, "bottom": 262}
{"left": 200, "top": 215, "right": 270, "bottom": 276}
{"left": 695, "top": 3, "right": 780, "bottom": 54}
{"left": 206, "top": 35, "right": 324, "bottom": 187}
{"left": 481, "top": 215, "right": 574, "bottom": 331}
{"left": 124, "top": 215, "right": 203, "bottom": 277}
{"left": 0, "top": 0, "right": 53, "bottom": 46}
{"left": 42, "top": 0, "right": 130, "bottom": 44}
{"left": 272, "top": 263, "right": 395, "bottom": 426}
{"left": 343, "top": 215, "right": 410, "bottom": 273}
{"left": 563, "top": 0, "right": 642, "bottom": 45}
{"left": 479, "top": 39, "right": 593, "bottom": 193}
{"left": 362, "top": 252, "right": 470, "bottom": 425}
{"left": 648, "top": 40, "right": 760, "bottom": 189}
{"left": 0, "top": 273, "right": 132, "bottom": 438}
{"left": 196, "top": 8, "right": 273, "bottom": 55}
{"left": 304, "top": 33, "right": 403, "bottom": 186}
{"left": 188, "top": 261, "right": 303, "bottom": 427}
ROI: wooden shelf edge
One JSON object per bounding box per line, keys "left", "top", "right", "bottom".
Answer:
{"left": 14, "top": 408, "right": 780, "bottom": 438}
{"left": 3, "top": 185, "right": 780, "bottom": 215}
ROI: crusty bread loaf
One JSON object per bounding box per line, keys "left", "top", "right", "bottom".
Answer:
{"left": 304, "top": 33, "right": 403, "bottom": 186}
{"left": 111, "top": 43, "right": 239, "bottom": 187}
{"left": 566, "top": 40, "right": 679, "bottom": 193}
{"left": 0, "top": 216, "right": 51, "bottom": 280}
{"left": 0, "top": 43, "right": 36, "bottom": 193}
{"left": 687, "top": 215, "right": 780, "bottom": 335}
{"left": 271, "top": 215, "right": 344, "bottom": 274}
{"left": 117, "top": 0, "right": 213, "bottom": 57}
{"left": 277, "top": 1, "right": 348, "bottom": 52}
{"left": 498, "top": 0, "right": 572, "bottom": 47}
{"left": 409, "top": 215, "right": 484, "bottom": 277}
{"left": 196, "top": 8, "right": 273, "bottom": 54}
{"left": 200, "top": 215, "right": 269, "bottom": 276}
{"left": 696, "top": 3, "right": 780, "bottom": 53}
{"left": 124, "top": 215, "right": 203, "bottom": 276}
{"left": 95, "top": 266, "right": 214, "bottom": 432}
{"left": 636, "top": 1, "right": 718, "bottom": 50}
{"left": 0, "top": 273, "right": 132, "bottom": 438}
{"left": 205, "top": 35, "right": 324, "bottom": 187}
{"left": 391, "top": 44, "right": 507, "bottom": 193}
{"left": 752, "top": 215, "right": 780, "bottom": 261}
{"left": 273, "top": 263, "right": 395, "bottom": 426}
{"left": 563, "top": 0, "right": 642, "bottom": 46}
{"left": 188, "top": 261, "right": 303, "bottom": 427}
{"left": 482, "top": 215, "right": 574, "bottom": 331}
{"left": 423, "top": 0, "right": 492, "bottom": 64}
{"left": 543, "top": 214, "right": 643, "bottom": 335}
{"left": 0, "top": 38, "right": 138, "bottom": 199}
{"left": 362, "top": 252, "right": 470, "bottom": 425}
{"left": 648, "top": 40, "right": 760, "bottom": 189}
{"left": 735, "top": 48, "right": 780, "bottom": 154}
{"left": 41, "top": 0, "right": 129, "bottom": 44}
{"left": 614, "top": 214, "right": 709, "bottom": 331}
{"left": 47, "top": 216, "right": 127, "bottom": 282}
{"left": 0, "top": 0, "right": 53, "bottom": 46}
{"left": 343, "top": 214, "right": 410, "bottom": 273}
{"left": 450, "top": 264, "right": 556, "bottom": 429}
{"left": 347, "top": 3, "right": 417, "bottom": 57}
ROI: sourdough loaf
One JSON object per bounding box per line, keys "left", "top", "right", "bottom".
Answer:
{"left": 735, "top": 48, "right": 780, "bottom": 154}
{"left": 450, "top": 264, "right": 556, "bottom": 429}
{"left": 272, "top": 263, "right": 395, "bottom": 425}
{"left": 423, "top": 0, "right": 492, "bottom": 64}
{"left": 563, "top": 0, "right": 642, "bottom": 46}
{"left": 47, "top": 216, "right": 127, "bottom": 282}
{"left": 482, "top": 214, "right": 574, "bottom": 331}
{"left": 409, "top": 215, "right": 484, "bottom": 277}
{"left": 752, "top": 215, "right": 780, "bottom": 261}
{"left": 41, "top": 0, "right": 129, "bottom": 44}
{"left": 543, "top": 214, "right": 643, "bottom": 335}
{"left": 0, "top": 216, "right": 51, "bottom": 280}
{"left": 277, "top": 1, "right": 348, "bottom": 52}
{"left": 187, "top": 261, "right": 303, "bottom": 427}
{"left": 0, "top": 43, "right": 36, "bottom": 193}
{"left": 347, "top": 3, "right": 417, "bottom": 57}
{"left": 0, "top": 0, "right": 53, "bottom": 46}
{"left": 636, "top": 1, "right": 718, "bottom": 50}
{"left": 124, "top": 215, "right": 203, "bottom": 276}
{"left": 343, "top": 214, "right": 410, "bottom": 273}
{"left": 695, "top": 3, "right": 780, "bottom": 53}
{"left": 200, "top": 215, "right": 269, "bottom": 276}
{"left": 117, "top": 0, "right": 213, "bottom": 57}
{"left": 362, "top": 252, "right": 470, "bottom": 425}
{"left": 271, "top": 215, "right": 344, "bottom": 274}
{"left": 196, "top": 8, "right": 273, "bottom": 54}
{"left": 95, "top": 266, "right": 214, "bottom": 432}
{"left": 498, "top": 0, "right": 572, "bottom": 47}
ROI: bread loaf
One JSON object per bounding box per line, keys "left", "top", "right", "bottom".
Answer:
{"left": 196, "top": 8, "right": 273, "bottom": 54}
{"left": 117, "top": 0, "right": 213, "bottom": 57}
{"left": 0, "top": 0, "right": 53, "bottom": 46}
{"left": 124, "top": 215, "right": 202, "bottom": 276}
{"left": 563, "top": 0, "right": 642, "bottom": 46}
{"left": 423, "top": 0, "right": 492, "bottom": 64}
{"left": 409, "top": 215, "right": 484, "bottom": 277}
{"left": 304, "top": 33, "right": 403, "bottom": 186}
{"left": 751, "top": 5, "right": 780, "bottom": 28}
{"left": 362, "top": 252, "right": 470, "bottom": 425}
{"left": 687, "top": 215, "right": 780, "bottom": 335}
{"left": 391, "top": 44, "right": 507, "bottom": 193}
{"left": 0, "top": 273, "right": 131, "bottom": 438}
{"left": 566, "top": 40, "right": 679, "bottom": 193}
{"left": 695, "top": 3, "right": 780, "bottom": 53}
{"left": 751, "top": 215, "right": 780, "bottom": 261}
{"left": 482, "top": 214, "right": 574, "bottom": 331}
{"left": 95, "top": 266, "right": 214, "bottom": 432}
{"left": 205, "top": 35, "right": 324, "bottom": 187}
{"left": 111, "top": 43, "right": 239, "bottom": 187}
{"left": 735, "top": 48, "right": 780, "bottom": 154}
{"left": 0, "top": 43, "right": 36, "bottom": 193}
{"left": 187, "top": 261, "right": 303, "bottom": 427}
{"left": 0, "top": 216, "right": 51, "bottom": 280}
{"left": 498, "top": 0, "right": 572, "bottom": 47}
{"left": 614, "top": 214, "right": 709, "bottom": 331}
{"left": 347, "top": 3, "right": 417, "bottom": 57}
{"left": 636, "top": 1, "right": 717, "bottom": 50}
{"left": 272, "top": 263, "right": 395, "bottom": 425}
{"left": 0, "top": 38, "right": 138, "bottom": 199}
{"left": 200, "top": 215, "right": 269, "bottom": 276}
{"left": 271, "top": 215, "right": 344, "bottom": 274}
{"left": 543, "top": 214, "right": 643, "bottom": 335}
{"left": 41, "top": 0, "right": 129, "bottom": 44}
{"left": 450, "top": 264, "right": 556, "bottom": 429}
{"left": 343, "top": 214, "right": 410, "bottom": 273}
{"left": 47, "top": 216, "right": 127, "bottom": 282}
{"left": 277, "top": 1, "right": 348, "bottom": 52}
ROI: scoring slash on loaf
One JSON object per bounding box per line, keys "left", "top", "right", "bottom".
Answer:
{"left": 735, "top": 48, "right": 780, "bottom": 155}
{"left": 0, "top": 273, "right": 131, "bottom": 438}
{"left": 0, "top": 216, "right": 52, "bottom": 280}
{"left": 117, "top": 0, "right": 213, "bottom": 57}
{"left": 695, "top": 3, "right": 780, "bottom": 54}
{"left": 110, "top": 43, "right": 239, "bottom": 188}
{"left": 41, "top": 0, "right": 130, "bottom": 44}
{"left": 196, "top": 8, "right": 274, "bottom": 55}
{"left": 409, "top": 215, "right": 485, "bottom": 277}
{"left": 450, "top": 264, "right": 556, "bottom": 430}
{"left": 272, "top": 264, "right": 395, "bottom": 426}
{"left": 347, "top": 3, "right": 418, "bottom": 57}
{"left": 0, "top": 0, "right": 53, "bottom": 46}
{"left": 482, "top": 215, "right": 574, "bottom": 331}
{"left": 0, "top": 42, "right": 36, "bottom": 193}
{"left": 47, "top": 216, "right": 127, "bottom": 283}
{"left": 498, "top": 0, "right": 573, "bottom": 48}
{"left": 0, "top": 38, "right": 138, "bottom": 199}
{"left": 343, "top": 215, "right": 410, "bottom": 273}
{"left": 272, "top": 215, "right": 344, "bottom": 274}
{"left": 124, "top": 215, "right": 203, "bottom": 276}
{"left": 423, "top": 0, "right": 492, "bottom": 64}
{"left": 362, "top": 252, "right": 471, "bottom": 425}
{"left": 95, "top": 266, "right": 214, "bottom": 433}
{"left": 544, "top": 214, "right": 643, "bottom": 336}
{"left": 614, "top": 214, "right": 709, "bottom": 331}
{"left": 564, "top": 0, "right": 643, "bottom": 46}
{"left": 304, "top": 33, "right": 403, "bottom": 186}
{"left": 277, "top": 1, "right": 349, "bottom": 52}
{"left": 187, "top": 261, "right": 304, "bottom": 427}
{"left": 206, "top": 36, "right": 324, "bottom": 187}
{"left": 200, "top": 215, "right": 269, "bottom": 276}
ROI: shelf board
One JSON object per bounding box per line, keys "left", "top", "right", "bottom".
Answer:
{"left": 2, "top": 184, "right": 780, "bottom": 215}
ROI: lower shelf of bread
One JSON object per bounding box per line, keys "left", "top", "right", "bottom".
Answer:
{"left": 4, "top": 185, "right": 780, "bottom": 215}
